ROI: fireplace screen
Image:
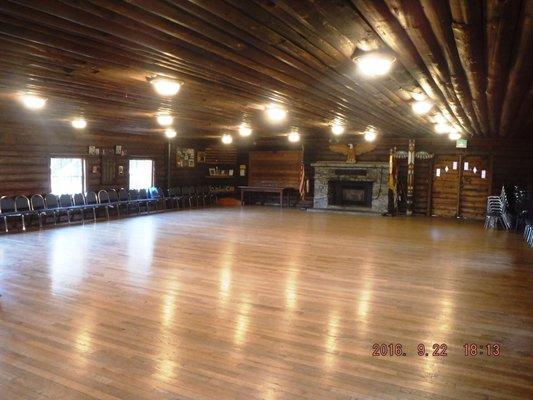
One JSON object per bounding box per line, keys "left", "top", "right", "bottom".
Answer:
{"left": 329, "top": 181, "right": 373, "bottom": 207}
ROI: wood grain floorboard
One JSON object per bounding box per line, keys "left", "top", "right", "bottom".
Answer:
{"left": 0, "top": 208, "right": 532, "bottom": 399}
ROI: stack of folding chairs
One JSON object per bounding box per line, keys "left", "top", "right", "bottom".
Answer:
{"left": 484, "top": 187, "right": 512, "bottom": 230}
{"left": 524, "top": 221, "right": 533, "bottom": 247}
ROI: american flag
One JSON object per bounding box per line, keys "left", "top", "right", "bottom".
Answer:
{"left": 299, "top": 161, "right": 306, "bottom": 200}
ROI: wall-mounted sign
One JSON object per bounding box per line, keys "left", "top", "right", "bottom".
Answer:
{"left": 456, "top": 138, "right": 468, "bottom": 148}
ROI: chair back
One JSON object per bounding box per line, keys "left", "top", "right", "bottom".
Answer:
{"left": 118, "top": 188, "right": 129, "bottom": 202}
{"left": 98, "top": 190, "right": 110, "bottom": 204}
{"left": 45, "top": 194, "right": 59, "bottom": 209}
{"left": 15, "top": 195, "right": 31, "bottom": 212}
{"left": 31, "top": 194, "right": 46, "bottom": 211}
{"left": 73, "top": 193, "right": 86, "bottom": 206}
{"left": 86, "top": 191, "right": 98, "bottom": 205}
{"left": 108, "top": 189, "right": 119, "bottom": 202}
{"left": 181, "top": 186, "right": 190, "bottom": 195}
{"left": 157, "top": 187, "right": 167, "bottom": 197}
{"left": 128, "top": 189, "right": 139, "bottom": 200}
{"left": 149, "top": 187, "right": 160, "bottom": 199}
{"left": 59, "top": 194, "right": 73, "bottom": 207}
{"left": 169, "top": 187, "right": 180, "bottom": 196}
{"left": 0, "top": 196, "right": 16, "bottom": 213}
{"left": 138, "top": 189, "right": 148, "bottom": 200}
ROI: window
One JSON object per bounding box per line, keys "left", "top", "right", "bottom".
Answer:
{"left": 50, "top": 158, "right": 85, "bottom": 195}
{"left": 129, "top": 159, "right": 154, "bottom": 190}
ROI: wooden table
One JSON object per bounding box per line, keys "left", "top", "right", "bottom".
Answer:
{"left": 238, "top": 186, "right": 293, "bottom": 207}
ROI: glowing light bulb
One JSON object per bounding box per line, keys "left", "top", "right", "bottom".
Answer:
{"left": 151, "top": 77, "right": 181, "bottom": 96}
{"left": 71, "top": 118, "right": 87, "bottom": 129}
{"left": 356, "top": 52, "right": 395, "bottom": 78}
{"left": 435, "top": 123, "right": 451, "bottom": 134}
{"left": 288, "top": 130, "right": 300, "bottom": 143}
{"left": 448, "top": 128, "right": 461, "bottom": 141}
{"left": 164, "top": 128, "right": 177, "bottom": 138}
{"left": 238, "top": 123, "right": 252, "bottom": 137}
{"left": 364, "top": 128, "right": 377, "bottom": 142}
{"left": 20, "top": 94, "right": 46, "bottom": 110}
{"left": 265, "top": 104, "right": 287, "bottom": 123}
{"left": 412, "top": 100, "right": 433, "bottom": 115}
{"left": 221, "top": 134, "right": 233, "bottom": 144}
{"left": 156, "top": 114, "right": 173, "bottom": 126}
{"left": 331, "top": 123, "right": 345, "bottom": 136}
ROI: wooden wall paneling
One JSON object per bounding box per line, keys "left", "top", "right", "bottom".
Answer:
{"left": 413, "top": 158, "right": 430, "bottom": 215}
{"left": 248, "top": 150, "right": 303, "bottom": 188}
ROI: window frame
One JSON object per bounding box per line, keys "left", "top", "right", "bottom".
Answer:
{"left": 49, "top": 157, "right": 86, "bottom": 195}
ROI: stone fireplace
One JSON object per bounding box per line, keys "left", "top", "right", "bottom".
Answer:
{"left": 312, "top": 161, "right": 389, "bottom": 213}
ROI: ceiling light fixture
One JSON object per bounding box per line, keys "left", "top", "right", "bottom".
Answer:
{"left": 20, "top": 94, "right": 46, "bottom": 110}
{"left": 449, "top": 131, "right": 461, "bottom": 141}
{"left": 364, "top": 127, "right": 378, "bottom": 142}
{"left": 151, "top": 77, "right": 181, "bottom": 96}
{"left": 71, "top": 118, "right": 87, "bottom": 129}
{"left": 156, "top": 114, "right": 173, "bottom": 126}
{"left": 221, "top": 134, "right": 233, "bottom": 144}
{"left": 238, "top": 123, "right": 252, "bottom": 137}
{"left": 432, "top": 113, "right": 447, "bottom": 124}
{"left": 412, "top": 100, "right": 433, "bottom": 115}
{"left": 288, "top": 129, "right": 300, "bottom": 143}
{"left": 164, "top": 128, "right": 177, "bottom": 139}
{"left": 331, "top": 122, "right": 345, "bottom": 136}
{"left": 265, "top": 104, "right": 287, "bottom": 123}
{"left": 355, "top": 51, "right": 395, "bottom": 78}
{"left": 434, "top": 123, "right": 451, "bottom": 134}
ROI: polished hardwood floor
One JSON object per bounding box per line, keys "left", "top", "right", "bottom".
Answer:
{"left": 0, "top": 208, "right": 532, "bottom": 400}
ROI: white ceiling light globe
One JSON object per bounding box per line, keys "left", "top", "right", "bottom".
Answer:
{"left": 412, "top": 100, "right": 433, "bottom": 115}
{"left": 288, "top": 130, "right": 300, "bottom": 143}
{"left": 20, "top": 94, "right": 46, "bottom": 110}
{"left": 364, "top": 128, "right": 377, "bottom": 142}
{"left": 265, "top": 105, "right": 287, "bottom": 123}
{"left": 238, "top": 123, "right": 252, "bottom": 137}
{"left": 449, "top": 131, "right": 461, "bottom": 141}
{"left": 331, "top": 123, "right": 345, "bottom": 136}
{"left": 156, "top": 114, "right": 173, "bottom": 126}
{"left": 356, "top": 52, "right": 395, "bottom": 78}
{"left": 221, "top": 134, "right": 233, "bottom": 144}
{"left": 71, "top": 118, "right": 87, "bottom": 129}
{"left": 435, "top": 123, "right": 451, "bottom": 134}
{"left": 164, "top": 128, "right": 177, "bottom": 138}
{"left": 151, "top": 78, "right": 181, "bottom": 96}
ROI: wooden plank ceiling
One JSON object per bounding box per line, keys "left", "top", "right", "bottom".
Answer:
{"left": 0, "top": 0, "right": 530, "bottom": 139}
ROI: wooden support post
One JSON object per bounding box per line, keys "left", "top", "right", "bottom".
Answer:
{"left": 456, "top": 154, "right": 463, "bottom": 218}
{"left": 166, "top": 140, "right": 171, "bottom": 189}
{"left": 406, "top": 139, "right": 415, "bottom": 216}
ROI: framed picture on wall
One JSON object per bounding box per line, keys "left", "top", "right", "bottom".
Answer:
{"left": 118, "top": 165, "right": 124, "bottom": 175}
{"left": 197, "top": 151, "right": 206, "bottom": 163}
{"left": 115, "top": 145, "right": 122, "bottom": 155}
{"left": 176, "top": 147, "right": 195, "bottom": 168}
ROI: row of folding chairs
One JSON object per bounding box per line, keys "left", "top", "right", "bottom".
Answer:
{"left": 484, "top": 187, "right": 512, "bottom": 230}
{"left": 0, "top": 186, "right": 216, "bottom": 233}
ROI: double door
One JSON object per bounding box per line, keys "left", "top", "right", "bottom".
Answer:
{"left": 431, "top": 155, "right": 491, "bottom": 218}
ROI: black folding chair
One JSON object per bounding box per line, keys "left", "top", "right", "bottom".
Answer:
{"left": 139, "top": 189, "right": 157, "bottom": 212}
{"left": 128, "top": 189, "right": 145, "bottom": 214}
{"left": 0, "top": 196, "right": 22, "bottom": 232}
{"left": 31, "top": 194, "right": 56, "bottom": 228}
{"left": 44, "top": 194, "right": 62, "bottom": 224}
{"left": 117, "top": 188, "right": 136, "bottom": 215}
{"left": 85, "top": 191, "right": 108, "bottom": 220}
{"left": 59, "top": 194, "right": 84, "bottom": 223}
{"left": 180, "top": 186, "right": 194, "bottom": 208}
{"left": 73, "top": 193, "right": 94, "bottom": 222}
{"left": 98, "top": 190, "right": 120, "bottom": 218}
{"left": 168, "top": 187, "right": 184, "bottom": 209}
{"left": 149, "top": 187, "right": 166, "bottom": 210}
{"left": 15, "top": 195, "right": 36, "bottom": 230}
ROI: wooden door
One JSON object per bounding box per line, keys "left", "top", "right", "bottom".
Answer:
{"left": 459, "top": 156, "right": 490, "bottom": 219}
{"left": 431, "top": 155, "right": 460, "bottom": 217}
{"left": 431, "top": 154, "right": 490, "bottom": 218}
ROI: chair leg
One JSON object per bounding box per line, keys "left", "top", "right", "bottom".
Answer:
{"left": 21, "top": 215, "right": 26, "bottom": 231}
{"left": 3, "top": 216, "right": 7, "bottom": 233}
{"left": 105, "top": 206, "right": 110, "bottom": 220}
{"left": 38, "top": 214, "right": 43, "bottom": 229}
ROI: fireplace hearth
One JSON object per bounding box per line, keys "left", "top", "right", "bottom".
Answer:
{"left": 311, "top": 161, "right": 389, "bottom": 213}
{"left": 329, "top": 180, "right": 373, "bottom": 207}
